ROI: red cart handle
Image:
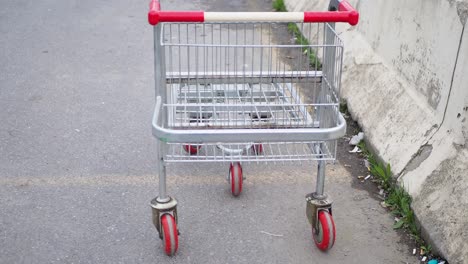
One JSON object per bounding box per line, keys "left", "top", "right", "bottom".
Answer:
{"left": 148, "top": 0, "right": 359, "bottom": 26}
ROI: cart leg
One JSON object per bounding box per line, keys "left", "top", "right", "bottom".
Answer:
{"left": 305, "top": 143, "right": 335, "bottom": 251}
{"left": 155, "top": 141, "right": 170, "bottom": 203}
{"left": 157, "top": 157, "right": 170, "bottom": 203}
{"left": 316, "top": 158, "right": 326, "bottom": 197}
{"left": 150, "top": 141, "right": 179, "bottom": 256}
{"left": 314, "top": 143, "right": 327, "bottom": 198}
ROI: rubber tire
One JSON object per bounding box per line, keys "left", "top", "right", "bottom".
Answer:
{"left": 183, "top": 144, "right": 200, "bottom": 155}
{"left": 161, "top": 214, "right": 178, "bottom": 256}
{"left": 251, "top": 144, "right": 263, "bottom": 155}
{"left": 312, "top": 210, "right": 336, "bottom": 251}
{"left": 229, "top": 162, "right": 243, "bottom": 197}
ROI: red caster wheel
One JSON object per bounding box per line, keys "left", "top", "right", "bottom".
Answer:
{"left": 183, "top": 144, "right": 201, "bottom": 155}
{"left": 251, "top": 144, "right": 263, "bottom": 155}
{"left": 312, "top": 210, "right": 335, "bottom": 251}
{"left": 161, "top": 214, "right": 179, "bottom": 256}
{"left": 229, "top": 162, "right": 243, "bottom": 197}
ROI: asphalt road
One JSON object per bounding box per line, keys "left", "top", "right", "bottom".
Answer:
{"left": 0, "top": 0, "right": 414, "bottom": 263}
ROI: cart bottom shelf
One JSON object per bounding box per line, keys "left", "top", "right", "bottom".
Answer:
{"left": 164, "top": 141, "right": 335, "bottom": 163}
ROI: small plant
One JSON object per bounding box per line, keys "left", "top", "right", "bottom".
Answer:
{"left": 272, "top": 0, "right": 287, "bottom": 12}
{"left": 286, "top": 22, "right": 322, "bottom": 68}
{"left": 387, "top": 186, "right": 413, "bottom": 230}
{"left": 420, "top": 244, "right": 433, "bottom": 255}
{"left": 357, "top": 141, "right": 377, "bottom": 166}
{"left": 339, "top": 100, "right": 349, "bottom": 115}
{"left": 357, "top": 140, "right": 435, "bottom": 257}
{"left": 371, "top": 162, "right": 392, "bottom": 191}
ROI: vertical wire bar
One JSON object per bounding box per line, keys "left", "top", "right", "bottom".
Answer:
{"left": 259, "top": 23, "right": 264, "bottom": 128}
{"left": 185, "top": 25, "right": 193, "bottom": 128}
{"left": 296, "top": 23, "right": 303, "bottom": 127}
{"left": 276, "top": 142, "right": 285, "bottom": 165}
{"left": 195, "top": 25, "right": 203, "bottom": 128}
{"left": 243, "top": 25, "right": 250, "bottom": 130}
{"left": 285, "top": 141, "right": 293, "bottom": 160}
{"left": 250, "top": 24, "right": 255, "bottom": 129}
{"left": 226, "top": 24, "right": 231, "bottom": 127}
{"left": 313, "top": 23, "right": 319, "bottom": 127}
{"left": 300, "top": 23, "right": 310, "bottom": 126}
{"left": 269, "top": 139, "right": 276, "bottom": 165}
{"left": 284, "top": 58, "right": 290, "bottom": 128}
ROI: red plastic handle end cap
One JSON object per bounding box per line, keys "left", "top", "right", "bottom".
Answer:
{"left": 148, "top": 0, "right": 161, "bottom": 25}
{"left": 349, "top": 10, "right": 359, "bottom": 26}
{"left": 148, "top": 11, "right": 160, "bottom": 25}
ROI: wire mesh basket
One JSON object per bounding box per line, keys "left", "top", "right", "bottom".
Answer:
{"left": 153, "top": 22, "right": 345, "bottom": 163}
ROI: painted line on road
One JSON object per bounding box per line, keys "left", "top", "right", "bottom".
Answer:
{"left": 0, "top": 165, "right": 350, "bottom": 188}
{"left": 0, "top": 173, "right": 308, "bottom": 187}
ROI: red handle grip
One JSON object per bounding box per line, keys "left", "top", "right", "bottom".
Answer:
{"left": 148, "top": 0, "right": 204, "bottom": 25}
{"left": 148, "top": 0, "right": 359, "bottom": 26}
{"left": 337, "top": 0, "right": 359, "bottom": 25}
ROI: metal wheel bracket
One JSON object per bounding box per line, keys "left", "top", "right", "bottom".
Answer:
{"left": 306, "top": 192, "right": 333, "bottom": 232}
{"left": 150, "top": 197, "right": 178, "bottom": 238}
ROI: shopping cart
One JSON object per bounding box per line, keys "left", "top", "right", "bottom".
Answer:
{"left": 148, "top": 0, "right": 359, "bottom": 256}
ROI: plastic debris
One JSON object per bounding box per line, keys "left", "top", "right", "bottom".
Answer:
{"left": 421, "top": 256, "right": 427, "bottom": 262}
{"left": 394, "top": 217, "right": 400, "bottom": 223}
{"left": 439, "top": 261, "right": 446, "bottom": 264}
{"left": 364, "top": 175, "right": 371, "bottom": 180}
{"left": 357, "top": 175, "right": 365, "bottom": 180}
{"left": 420, "top": 248, "right": 426, "bottom": 255}
{"left": 380, "top": 201, "right": 388, "bottom": 208}
{"left": 364, "top": 159, "right": 371, "bottom": 170}
{"left": 412, "top": 248, "right": 417, "bottom": 255}
{"left": 349, "top": 132, "right": 364, "bottom": 145}
{"left": 349, "top": 146, "right": 362, "bottom": 153}
{"left": 428, "top": 260, "right": 438, "bottom": 264}
{"left": 379, "top": 189, "right": 385, "bottom": 196}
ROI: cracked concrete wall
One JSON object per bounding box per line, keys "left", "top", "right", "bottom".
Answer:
{"left": 407, "top": 23, "right": 468, "bottom": 263}
{"left": 284, "top": 0, "right": 468, "bottom": 262}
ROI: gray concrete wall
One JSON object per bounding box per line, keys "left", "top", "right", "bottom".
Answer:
{"left": 284, "top": 0, "right": 468, "bottom": 262}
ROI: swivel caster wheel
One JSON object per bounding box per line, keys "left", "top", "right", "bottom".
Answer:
{"left": 228, "top": 162, "right": 243, "bottom": 197}
{"left": 161, "top": 214, "right": 179, "bottom": 256}
{"left": 312, "top": 210, "right": 335, "bottom": 251}
{"left": 183, "top": 144, "right": 201, "bottom": 155}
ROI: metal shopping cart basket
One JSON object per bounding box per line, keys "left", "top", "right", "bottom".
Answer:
{"left": 147, "top": 0, "right": 359, "bottom": 256}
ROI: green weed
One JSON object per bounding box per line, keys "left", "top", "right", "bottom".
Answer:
{"left": 339, "top": 100, "right": 349, "bottom": 115}
{"left": 272, "top": 0, "right": 287, "bottom": 12}
{"left": 273, "top": 0, "right": 322, "bottom": 68}
{"left": 371, "top": 162, "right": 392, "bottom": 191}
{"left": 358, "top": 141, "right": 424, "bottom": 246}
{"left": 286, "top": 23, "right": 322, "bottom": 68}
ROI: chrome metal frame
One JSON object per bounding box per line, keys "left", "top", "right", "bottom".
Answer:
{"left": 150, "top": 21, "right": 345, "bottom": 235}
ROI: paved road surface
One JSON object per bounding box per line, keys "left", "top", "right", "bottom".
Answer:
{"left": 0, "top": 0, "right": 414, "bottom": 263}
